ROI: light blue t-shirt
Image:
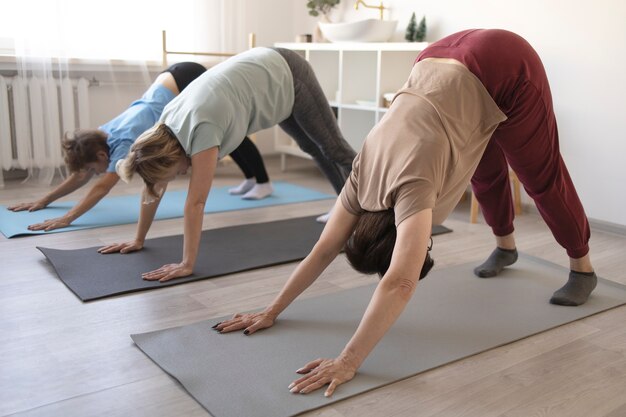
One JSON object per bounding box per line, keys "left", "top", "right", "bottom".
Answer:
{"left": 160, "top": 47, "right": 294, "bottom": 159}
{"left": 99, "top": 83, "right": 176, "bottom": 172}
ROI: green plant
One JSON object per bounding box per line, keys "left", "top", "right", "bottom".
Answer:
{"left": 405, "top": 13, "right": 426, "bottom": 42}
{"left": 414, "top": 16, "right": 426, "bottom": 42}
{"left": 405, "top": 12, "right": 417, "bottom": 42}
{"left": 306, "top": 0, "right": 340, "bottom": 17}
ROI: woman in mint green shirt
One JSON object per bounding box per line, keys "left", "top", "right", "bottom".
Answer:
{"left": 99, "top": 47, "right": 356, "bottom": 282}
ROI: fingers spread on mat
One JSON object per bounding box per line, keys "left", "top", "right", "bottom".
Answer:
{"left": 289, "top": 357, "right": 356, "bottom": 397}
{"left": 213, "top": 311, "right": 276, "bottom": 334}
{"left": 142, "top": 263, "right": 193, "bottom": 282}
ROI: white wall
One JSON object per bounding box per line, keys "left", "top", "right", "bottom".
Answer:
{"left": 291, "top": 0, "right": 626, "bottom": 227}
{"left": 86, "top": 0, "right": 625, "bottom": 226}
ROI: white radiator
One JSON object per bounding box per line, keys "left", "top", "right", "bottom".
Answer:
{"left": 0, "top": 75, "right": 90, "bottom": 187}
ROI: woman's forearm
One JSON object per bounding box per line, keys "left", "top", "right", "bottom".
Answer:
{"left": 265, "top": 202, "right": 359, "bottom": 320}
{"left": 181, "top": 201, "right": 204, "bottom": 268}
{"left": 63, "top": 173, "right": 119, "bottom": 222}
{"left": 134, "top": 187, "right": 162, "bottom": 243}
{"left": 41, "top": 171, "right": 92, "bottom": 205}
{"left": 181, "top": 147, "right": 219, "bottom": 269}
{"left": 265, "top": 244, "right": 340, "bottom": 319}
{"left": 339, "top": 279, "right": 415, "bottom": 369}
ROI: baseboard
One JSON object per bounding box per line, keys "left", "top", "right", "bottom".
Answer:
{"left": 1, "top": 169, "right": 27, "bottom": 180}
{"left": 588, "top": 217, "right": 626, "bottom": 237}
{"left": 522, "top": 203, "right": 626, "bottom": 237}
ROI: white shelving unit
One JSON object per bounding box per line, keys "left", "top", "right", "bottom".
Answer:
{"left": 273, "top": 42, "right": 428, "bottom": 169}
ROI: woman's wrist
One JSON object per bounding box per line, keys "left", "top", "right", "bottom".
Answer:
{"left": 62, "top": 214, "right": 75, "bottom": 223}
{"left": 338, "top": 348, "right": 363, "bottom": 372}
{"left": 180, "top": 259, "right": 195, "bottom": 270}
{"left": 263, "top": 305, "right": 282, "bottom": 321}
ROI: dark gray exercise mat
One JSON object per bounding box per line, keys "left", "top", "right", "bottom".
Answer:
{"left": 38, "top": 220, "right": 452, "bottom": 302}
{"left": 131, "top": 254, "right": 626, "bottom": 417}
{"left": 38, "top": 216, "right": 324, "bottom": 301}
{"left": 432, "top": 224, "right": 452, "bottom": 235}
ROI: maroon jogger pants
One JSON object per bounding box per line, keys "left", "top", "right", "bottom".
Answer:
{"left": 417, "top": 29, "right": 590, "bottom": 258}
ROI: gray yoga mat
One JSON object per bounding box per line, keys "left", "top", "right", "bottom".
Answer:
{"left": 38, "top": 219, "right": 451, "bottom": 302}
{"left": 132, "top": 254, "right": 626, "bottom": 417}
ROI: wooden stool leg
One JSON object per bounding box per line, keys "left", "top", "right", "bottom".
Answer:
{"left": 470, "top": 171, "right": 521, "bottom": 224}
{"left": 511, "top": 171, "right": 522, "bottom": 215}
{"left": 470, "top": 191, "right": 479, "bottom": 224}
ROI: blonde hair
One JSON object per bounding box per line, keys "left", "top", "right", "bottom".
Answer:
{"left": 116, "top": 123, "right": 185, "bottom": 199}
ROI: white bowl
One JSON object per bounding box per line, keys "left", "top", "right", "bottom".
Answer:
{"left": 319, "top": 19, "right": 398, "bottom": 43}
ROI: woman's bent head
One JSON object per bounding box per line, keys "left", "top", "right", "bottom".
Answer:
{"left": 345, "top": 209, "right": 434, "bottom": 279}
{"left": 62, "top": 129, "right": 109, "bottom": 173}
{"left": 116, "top": 123, "right": 186, "bottom": 199}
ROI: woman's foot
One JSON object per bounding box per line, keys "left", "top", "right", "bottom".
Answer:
{"left": 229, "top": 178, "right": 256, "bottom": 195}
{"left": 550, "top": 270, "right": 597, "bottom": 306}
{"left": 474, "top": 247, "right": 519, "bottom": 277}
{"left": 315, "top": 211, "right": 332, "bottom": 223}
{"left": 242, "top": 182, "right": 274, "bottom": 200}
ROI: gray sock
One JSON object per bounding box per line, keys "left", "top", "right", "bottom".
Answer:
{"left": 474, "top": 247, "right": 519, "bottom": 278}
{"left": 550, "top": 271, "right": 597, "bottom": 306}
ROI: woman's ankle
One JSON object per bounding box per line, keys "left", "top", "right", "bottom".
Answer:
{"left": 570, "top": 254, "right": 593, "bottom": 273}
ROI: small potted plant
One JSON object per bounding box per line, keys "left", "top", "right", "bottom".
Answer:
{"left": 307, "top": 0, "right": 341, "bottom": 21}
{"left": 405, "top": 13, "right": 427, "bottom": 42}
{"left": 306, "top": 0, "right": 341, "bottom": 42}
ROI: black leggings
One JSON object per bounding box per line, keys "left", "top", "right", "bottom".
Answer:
{"left": 164, "top": 62, "right": 270, "bottom": 184}
{"left": 163, "top": 62, "right": 207, "bottom": 92}
{"left": 229, "top": 136, "right": 270, "bottom": 184}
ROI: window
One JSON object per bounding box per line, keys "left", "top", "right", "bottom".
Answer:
{"left": 0, "top": 0, "right": 243, "bottom": 61}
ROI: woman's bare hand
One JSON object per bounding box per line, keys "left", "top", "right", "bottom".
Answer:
{"left": 141, "top": 262, "right": 193, "bottom": 282}
{"left": 213, "top": 311, "right": 276, "bottom": 335}
{"left": 98, "top": 240, "right": 144, "bottom": 254}
{"left": 288, "top": 357, "right": 357, "bottom": 397}
{"left": 8, "top": 200, "right": 47, "bottom": 212}
{"left": 27, "top": 216, "right": 71, "bottom": 231}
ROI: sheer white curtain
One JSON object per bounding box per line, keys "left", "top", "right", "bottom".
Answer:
{"left": 0, "top": 0, "right": 245, "bottom": 185}
{"left": 0, "top": 0, "right": 246, "bottom": 61}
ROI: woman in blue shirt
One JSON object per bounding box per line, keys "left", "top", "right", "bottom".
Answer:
{"left": 8, "top": 62, "right": 273, "bottom": 230}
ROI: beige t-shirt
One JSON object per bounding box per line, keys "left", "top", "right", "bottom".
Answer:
{"left": 340, "top": 60, "right": 507, "bottom": 226}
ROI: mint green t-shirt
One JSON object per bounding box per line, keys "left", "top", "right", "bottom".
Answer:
{"left": 160, "top": 47, "right": 294, "bottom": 158}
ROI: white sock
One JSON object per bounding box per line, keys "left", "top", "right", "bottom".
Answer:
{"left": 242, "top": 182, "right": 274, "bottom": 200}
{"left": 316, "top": 210, "right": 332, "bottom": 223}
{"left": 229, "top": 178, "right": 256, "bottom": 195}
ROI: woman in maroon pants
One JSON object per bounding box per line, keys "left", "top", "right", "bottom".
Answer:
{"left": 416, "top": 29, "right": 594, "bottom": 299}
{"left": 215, "top": 29, "right": 596, "bottom": 397}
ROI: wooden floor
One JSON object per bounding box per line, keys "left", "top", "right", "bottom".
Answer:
{"left": 1, "top": 156, "right": 625, "bottom": 417}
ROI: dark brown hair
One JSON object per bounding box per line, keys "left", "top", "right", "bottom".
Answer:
{"left": 62, "top": 129, "right": 109, "bottom": 173}
{"left": 345, "top": 209, "right": 434, "bottom": 279}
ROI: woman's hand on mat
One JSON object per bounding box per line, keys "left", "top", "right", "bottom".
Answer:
{"left": 8, "top": 200, "right": 47, "bottom": 212}
{"left": 288, "top": 357, "right": 357, "bottom": 397}
{"left": 213, "top": 311, "right": 276, "bottom": 335}
{"left": 141, "top": 262, "right": 193, "bottom": 282}
{"left": 98, "top": 240, "right": 144, "bottom": 255}
{"left": 27, "top": 216, "right": 71, "bottom": 231}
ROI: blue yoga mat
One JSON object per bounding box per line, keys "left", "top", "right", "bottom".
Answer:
{"left": 0, "top": 182, "right": 333, "bottom": 238}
